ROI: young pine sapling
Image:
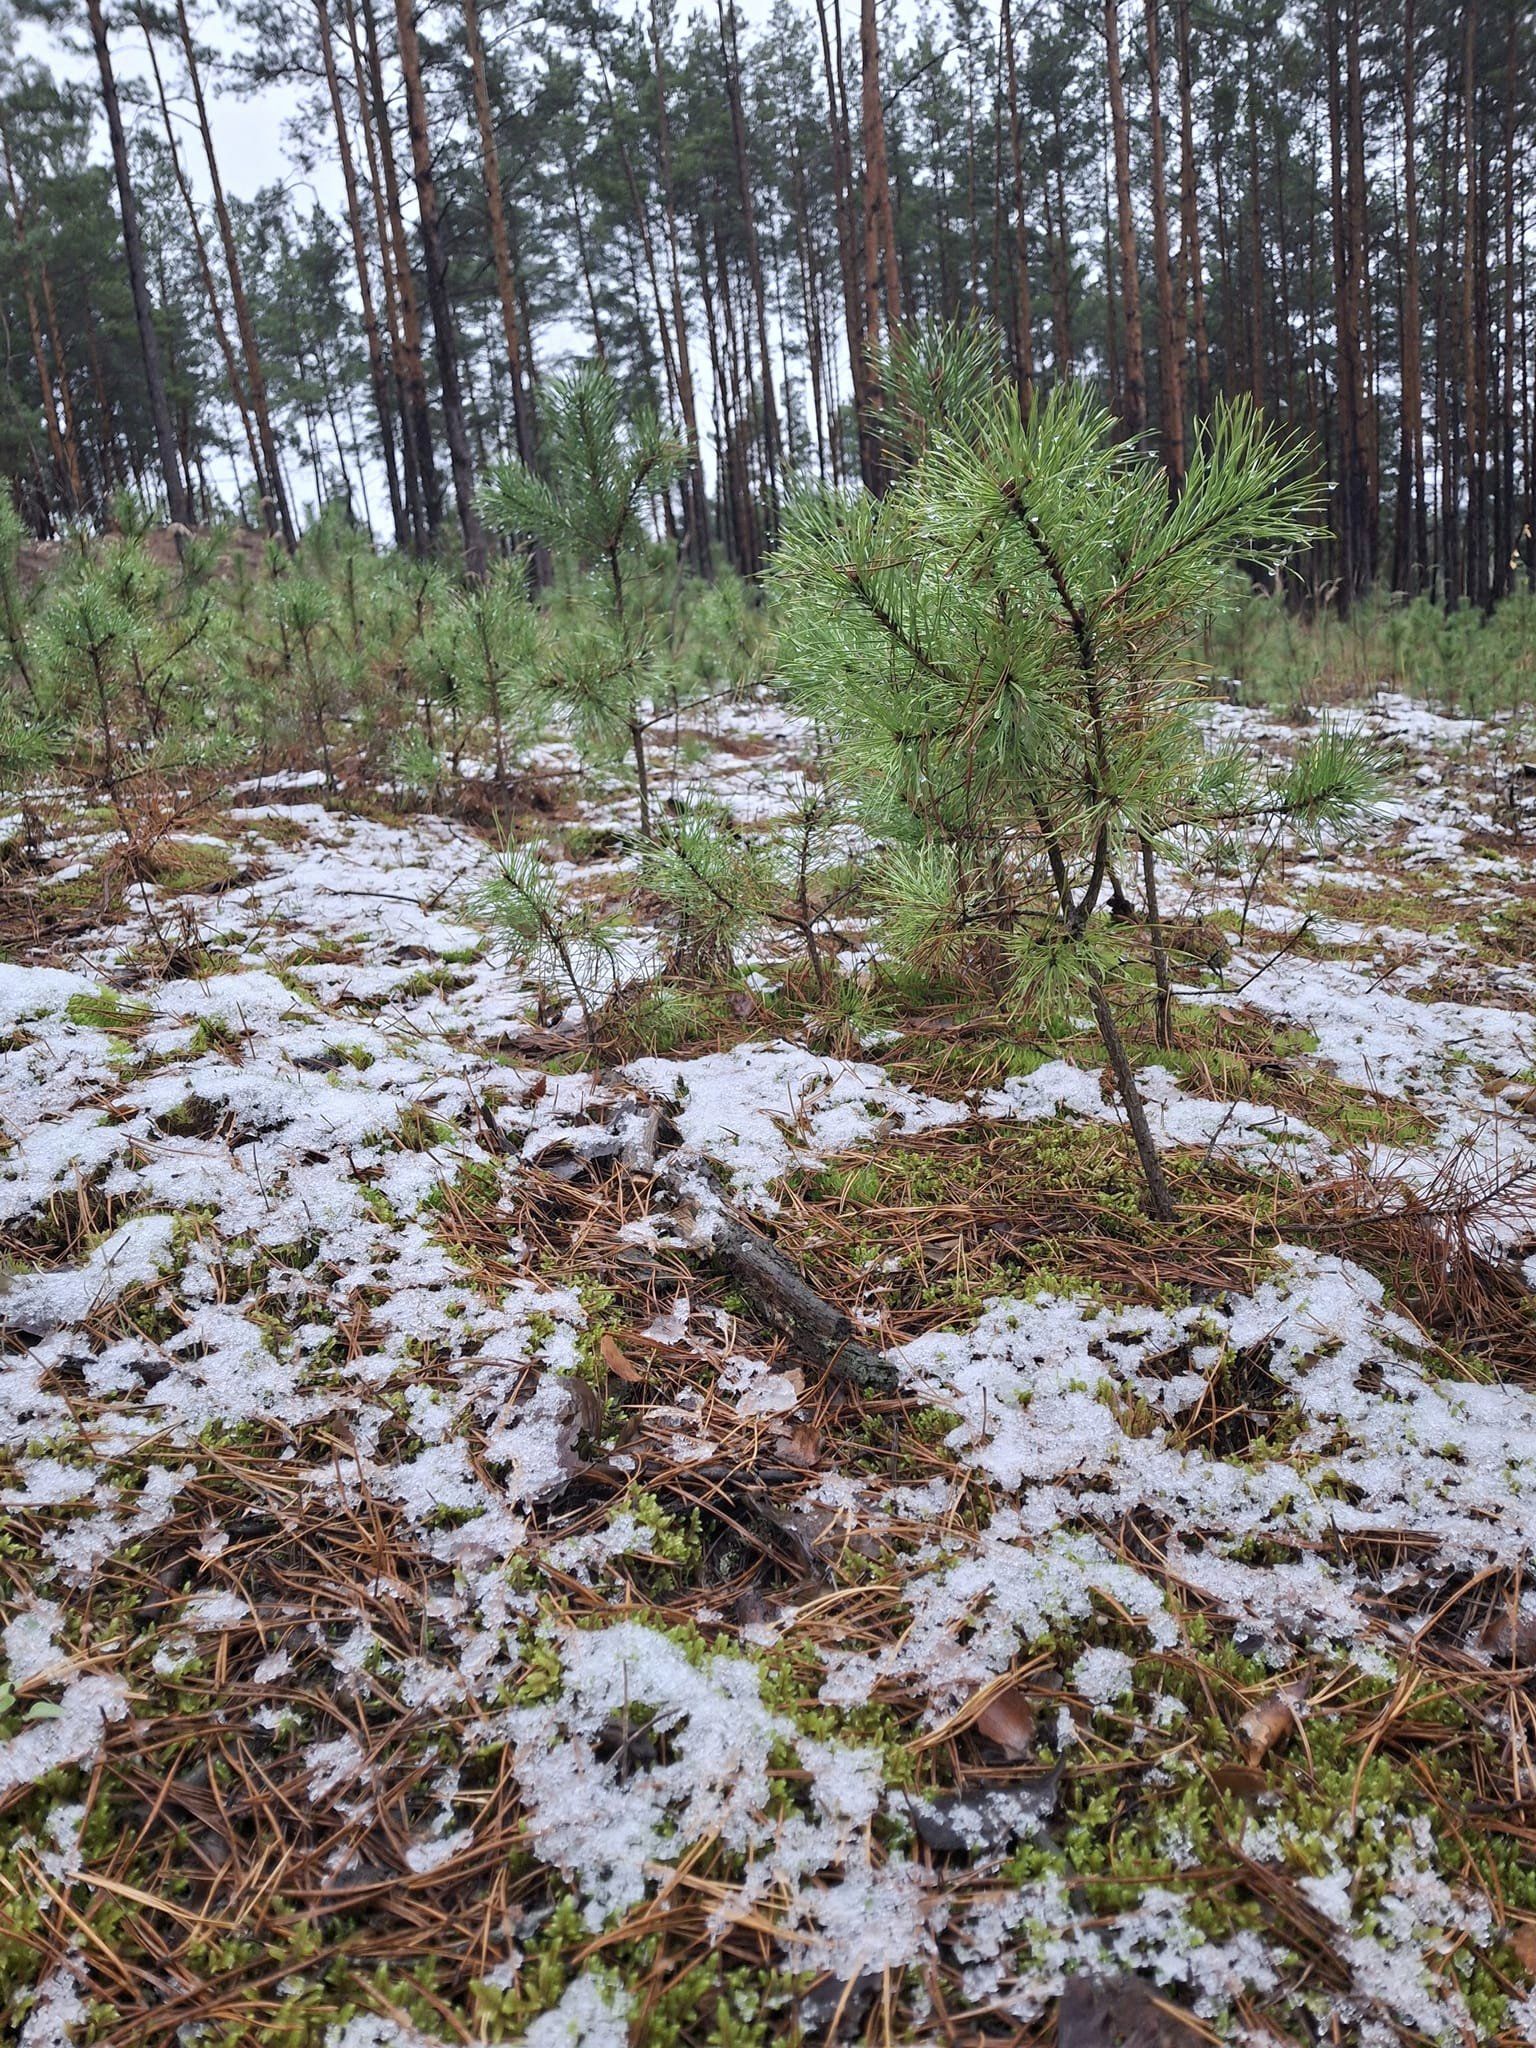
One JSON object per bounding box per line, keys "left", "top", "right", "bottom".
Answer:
{"left": 776, "top": 353, "right": 1374, "bottom": 1220}
{"left": 480, "top": 364, "right": 688, "bottom": 835}
{"left": 411, "top": 571, "right": 539, "bottom": 783}
{"left": 481, "top": 841, "right": 626, "bottom": 1044}
{"left": 641, "top": 784, "right": 854, "bottom": 997}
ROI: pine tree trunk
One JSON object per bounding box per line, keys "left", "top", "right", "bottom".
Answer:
{"left": 1104, "top": 0, "right": 1146, "bottom": 437}
{"left": 1245, "top": 36, "right": 1264, "bottom": 409}
{"left": 170, "top": 0, "right": 294, "bottom": 547}
{"left": 86, "top": 0, "right": 191, "bottom": 528}
{"left": 393, "top": 0, "right": 486, "bottom": 578}
{"left": 591, "top": 48, "right": 684, "bottom": 424}
{"left": 1499, "top": 4, "right": 1517, "bottom": 602}
{"left": 1088, "top": 981, "right": 1176, "bottom": 1221}
{"left": 1049, "top": 118, "right": 1073, "bottom": 378}
{"left": 1144, "top": 0, "right": 1185, "bottom": 487}
{"left": 565, "top": 148, "right": 607, "bottom": 361}
{"left": 790, "top": 145, "right": 829, "bottom": 477}
{"left": 362, "top": 0, "right": 441, "bottom": 540}
{"left": 341, "top": 0, "right": 425, "bottom": 549}
{"left": 1000, "top": 0, "right": 1034, "bottom": 407}
{"left": 718, "top": 0, "right": 783, "bottom": 521}
{"left": 1435, "top": 37, "right": 1458, "bottom": 606}
{"left": 37, "top": 256, "right": 85, "bottom": 512}
{"left": 1394, "top": 0, "right": 1425, "bottom": 593}
{"left": 1345, "top": 0, "right": 1377, "bottom": 588}
{"left": 1173, "top": 0, "right": 1210, "bottom": 419}
{"left": 1327, "top": 0, "right": 1370, "bottom": 611}
{"left": 462, "top": 0, "right": 535, "bottom": 482}
{"left": 139, "top": 13, "right": 268, "bottom": 525}
{"left": 1461, "top": 0, "right": 1484, "bottom": 610}
{"left": 651, "top": 0, "right": 713, "bottom": 572}
{"left": 85, "top": 299, "right": 124, "bottom": 494}
{"left": 0, "top": 116, "right": 77, "bottom": 516}
{"left": 314, "top": 0, "right": 406, "bottom": 548}
{"left": 860, "top": 0, "right": 903, "bottom": 355}
{"left": 812, "top": 0, "right": 874, "bottom": 488}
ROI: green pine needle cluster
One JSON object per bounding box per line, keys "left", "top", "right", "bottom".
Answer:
{"left": 774, "top": 331, "right": 1380, "bottom": 1215}
{"left": 481, "top": 366, "right": 691, "bottom": 834}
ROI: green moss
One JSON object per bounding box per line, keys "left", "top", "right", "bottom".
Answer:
{"left": 188, "top": 1014, "right": 243, "bottom": 1057}
{"left": 396, "top": 964, "right": 472, "bottom": 999}
{"left": 63, "top": 989, "right": 151, "bottom": 1037}
{"left": 148, "top": 838, "right": 240, "bottom": 895}
{"left": 395, "top": 1104, "right": 458, "bottom": 1151}
{"left": 424, "top": 1157, "right": 502, "bottom": 1224}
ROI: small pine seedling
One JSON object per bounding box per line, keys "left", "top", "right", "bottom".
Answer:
{"left": 774, "top": 334, "right": 1376, "bottom": 1219}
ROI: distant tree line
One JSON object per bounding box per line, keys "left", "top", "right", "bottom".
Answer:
{"left": 0, "top": 0, "right": 1532, "bottom": 613}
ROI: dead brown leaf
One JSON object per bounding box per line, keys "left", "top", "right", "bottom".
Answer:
{"left": 1477, "top": 1602, "right": 1536, "bottom": 1666}
{"left": 772, "top": 1421, "right": 822, "bottom": 1469}
{"left": 1209, "top": 1763, "right": 1269, "bottom": 1798}
{"left": 599, "top": 1334, "right": 645, "bottom": 1384}
{"left": 1236, "top": 1681, "right": 1307, "bottom": 1766}
{"left": 974, "top": 1683, "right": 1037, "bottom": 1760}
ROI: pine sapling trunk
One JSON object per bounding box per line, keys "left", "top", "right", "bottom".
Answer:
{"left": 1087, "top": 976, "right": 1175, "bottom": 1221}
{"left": 796, "top": 826, "right": 828, "bottom": 997}
{"left": 607, "top": 546, "right": 651, "bottom": 838}
{"left": 1140, "top": 836, "right": 1174, "bottom": 1048}
{"left": 629, "top": 719, "right": 652, "bottom": 838}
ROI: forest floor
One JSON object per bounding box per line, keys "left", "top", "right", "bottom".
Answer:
{"left": 3, "top": 685, "right": 1536, "bottom": 2047}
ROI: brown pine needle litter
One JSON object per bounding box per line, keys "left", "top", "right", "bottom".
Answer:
{"left": 2, "top": 692, "right": 1536, "bottom": 2045}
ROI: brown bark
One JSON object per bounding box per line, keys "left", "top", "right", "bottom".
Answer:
{"left": 811, "top": 0, "right": 875, "bottom": 486}
{"left": 1144, "top": 0, "right": 1185, "bottom": 486}
{"left": 790, "top": 142, "right": 831, "bottom": 479}
{"left": 1245, "top": 35, "right": 1263, "bottom": 409}
{"left": 1461, "top": 0, "right": 1483, "bottom": 607}
{"left": 314, "top": 0, "right": 406, "bottom": 547}
{"left": 1173, "top": 0, "right": 1210, "bottom": 418}
{"left": 658, "top": 1155, "right": 899, "bottom": 1392}
{"left": 1000, "top": 0, "right": 1034, "bottom": 408}
{"left": 0, "top": 114, "right": 78, "bottom": 513}
{"left": 138, "top": 13, "right": 267, "bottom": 525}
{"left": 170, "top": 0, "right": 293, "bottom": 546}
{"left": 1104, "top": 0, "right": 1146, "bottom": 436}
{"left": 859, "top": 0, "right": 902, "bottom": 355}
{"left": 462, "top": 0, "right": 535, "bottom": 477}
{"left": 1394, "top": 0, "right": 1425, "bottom": 591}
{"left": 339, "top": 0, "right": 424, "bottom": 546}
{"left": 1346, "top": 0, "right": 1377, "bottom": 580}
{"left": 1047, "top": 111, "right": 1073, "bottom": 378}
{"left": 37, "top": 256, "right": 85, "bottom": 510}
{"left": 86, "top": 0, "right": 191, "bottom": 528}
{"left": 360, "top": 0, "right": 440, "bottom": 540}
{"left": 1327, "top": 0, "right": 1373, "bottom": 608}
{"left": 393, "top": 0, "right": 486, "bottom": 576}
{"left": 718, "top": 0, "right": 783, "bottom": 512}
{"left": 650, "top": 0, "right": 712, "bottom": 571}
{"left": 1499, "top": 2, "right": 1517, "bottom": 598}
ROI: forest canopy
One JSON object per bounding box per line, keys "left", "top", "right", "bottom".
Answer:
{"left": 0, "top": 0, "right": 1530, "bottom": 614}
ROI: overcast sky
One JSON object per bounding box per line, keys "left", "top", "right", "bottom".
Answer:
{"left": 18, "top": 8, "right": 347, "bottom": 210}
{"left": 12, "top": 0, "right": 817, "bottom": 530}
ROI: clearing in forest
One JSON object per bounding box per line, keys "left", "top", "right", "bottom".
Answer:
{"left": 2, "top": 663, "right": 1536, "bottom": 2046}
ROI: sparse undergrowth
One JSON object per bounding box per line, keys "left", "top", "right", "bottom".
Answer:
{"left": 2, "top": 536, "right": 1536, "bottom": 2046}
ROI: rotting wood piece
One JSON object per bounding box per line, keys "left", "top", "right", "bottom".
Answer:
{"left": 705, "top": 1208, "right": 898, "bottom": 1392}
{"left": 655, "top": 1154, "right": 899, "bottom": 1393}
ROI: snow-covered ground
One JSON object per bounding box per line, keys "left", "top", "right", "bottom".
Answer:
{"left": 3, "top": 688, "right": 1536, "bottom": 2046}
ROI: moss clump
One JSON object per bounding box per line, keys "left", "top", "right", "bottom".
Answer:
{"left": 394, "top": 1105, "right": 458, "bottom": 1152}
{"left": 64, "top": 988, "right": 151, "bottom": 1037}
{"left": 145, "top": 838, "right": 241, "bottom": 895}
